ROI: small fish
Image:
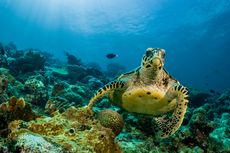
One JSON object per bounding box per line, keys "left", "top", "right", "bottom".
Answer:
{"left": 209, "top": 89, "right": 215, "bottom": 94}
{"left": 106, "top": 53, "right": 118, "bottom": 59}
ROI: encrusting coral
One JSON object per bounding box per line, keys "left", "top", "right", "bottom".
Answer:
{"left": 7, "top": 107, "right": 122, "bottom": 153}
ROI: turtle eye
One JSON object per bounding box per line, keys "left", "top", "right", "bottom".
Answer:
{"left": 145, "top": 50, "right": 152, "bottom": 57}
{"left": 161, "top": 50, "right": 165, "bottom": 58}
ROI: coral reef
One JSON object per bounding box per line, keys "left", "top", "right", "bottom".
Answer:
{"left": 0, "top": 42, "right": 8, "bottom": 68}
{"left": 48, "top": 66, "right": 69, "bottom": 80}
{"left": 189, "top": 88, "right": 213, "bottom": 107}
{"left": 0, "top": 96, "right": 39, "bottom": 137}
{"left": 84, "top": 76, "right": 104, "bottom": 90}
{"left": 8, "top": 50, "right": 46, "bottom": 75}
{"left": 67, "top": 64, "right": 87, "bottom": 80}
{"left": 51, "top": 81, "right": 87, "bottom": 106}
{"left": 15, "top": 133, "right": 64, "bottom": 153}
{"left": 0, "top": 41, "right": 229, "bottom": 153}
{"left": 0, "top": 74, "right": 8, "bottom": 94}
{"left": 7, "top": 107, "right": 121, "bottom": 153}
{"left": 66, "top": 52, "right": 82, "bottom": 66}
{"left": 209, "top": 113, "right": 230, "bottom": 152}
{"left": 45, "top": 98, "right": 75, "bottom": 115}
{"left": 23, "top": 77, "right": 48, "bottom": 106}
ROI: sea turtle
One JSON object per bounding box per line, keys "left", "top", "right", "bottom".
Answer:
{"left": 87, "top": 48, "right": 189, "bottom": 138}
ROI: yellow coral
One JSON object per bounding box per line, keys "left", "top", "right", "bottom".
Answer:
{"left": 0, "top": 96, "right": 38, "bottom": 121}
{"left": 16, "top": 98, "right": 26, "bottom": 109}
{"left": 8, "top": 107, "right": 122, "bottom": 153}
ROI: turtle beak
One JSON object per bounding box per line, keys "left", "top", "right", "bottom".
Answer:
{"left": 151, "top": 57, "right": 164, "bottom": 70}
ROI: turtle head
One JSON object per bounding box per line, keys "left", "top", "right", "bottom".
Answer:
{"left": 141, "top": 48, "right": 165, "bottom": 72}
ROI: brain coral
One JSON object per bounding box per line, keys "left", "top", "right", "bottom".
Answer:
{"left": 98, "top": 110, "right": 124, "bottom": 136}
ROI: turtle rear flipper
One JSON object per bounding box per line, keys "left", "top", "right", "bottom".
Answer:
{"left": 87, "top": 81, "right": 126, "bottom": 109}
{"left": 155, "top": 84, "right": 189, "bottom": 138}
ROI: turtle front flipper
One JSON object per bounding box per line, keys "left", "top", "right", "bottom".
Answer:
{"left": 155, "top": 84, "right": 189, "bottom": 138}
{"left": 87, "top": 81, "right": 126, "bottom": 110}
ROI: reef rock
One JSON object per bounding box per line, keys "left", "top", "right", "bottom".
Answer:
{"left": 67, "top": 65, "right": 87, "bottom": 80}
{"left": 209, "top": 113, "right": 230, "bottom": 152}
{"left": 15, "top": 133, "right": 64, "bottom": 153}
{"left": 23, "top": 78, "right": 48, "bottom": 106}
{"left": 13, "top": 50, "right": 46, "bottom": 74}
{"left": 7, "top": 107, "right": 122, "bottom": 153}
{"left": 189, "top": 88, "right": 212, "bottom": 107}
{"left": 0, "top": 74, "right": 8, "bottom": 94}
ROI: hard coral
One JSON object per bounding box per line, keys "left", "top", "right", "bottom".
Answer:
{"left": 0, "top": 74, "right": 8, "bottom": 94}
{"left": 0, "top": 96, "right": 39, "bottom": 137}
{"left": 15, "top": 133, "right": 64, "bottom": 153}
{"left": 209, "top": 113, "right": 230, "bottom": 152}
{"left": 15, "top": 50, "right": 46, "bottom": 73}
{"left": 8, "top": 107, "right": 122, "bottom": 153}
{"left": 45, "top": 98, "right": 75, "bottom": 115}
{"left": 23, "top": 78, "right": 48, "bottom": 106}
{"left": 98, "top": 110, "right": 124, "bottom": 136}
{"left": 24, "top": 78, "right": 45, "bottom": 92}
{"left": 51, "top": 81, "right": 67, "bottom": 96}
{"left": 51, "top": 82, "right": 85, "bottom": 106}
{"left": 0, "top": 96, "right": 38, "bottom": 120}
{"left": 66, "top": 52, "right": 82, "bottom": 66}
{"left": 67, "top": 65, "right": 87, "bottom": 80}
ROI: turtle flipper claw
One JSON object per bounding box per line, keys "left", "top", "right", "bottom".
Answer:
{"left": 155, "top": 84, "right": 189, "bottom": 138}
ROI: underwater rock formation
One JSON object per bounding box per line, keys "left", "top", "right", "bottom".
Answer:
{"left": 45, "top": 98, "right": 75, "bottom": 115}
{"left": 23, "top": 78, "right": 48, "bottom": 107}
{"left": 0, "top": 74, "right": 8, "bottom": 94}
{"left": 189, "top": 88, "right": 213, "bottom": 107}
{"left": 14, "top": 133, "right": 64, "bottom": 153}
{"left": 13, "top": 50, "right": 46, "bottom": 74}
{"left": 47, "top": 66, "right": 69, "bottom": 80}
{"left": 66, "top": 52, "right": 82, "bottom": 66}
{"left": 0, "top": 42, "right": 8, "bottom": 68}
{"left": 67, "top": 64, "right": 87, "bottom": 80}
{"left": 6, "top": 107, "right": 121, "bottom": 153}
{"left": 86, "top": 76, "right": 104, "bottom": 90}
{"left": 51, "top": 81, "right": 86, "bottom": 106}
{"left": 209, "top": 113, "right": 230, "bottom": 152}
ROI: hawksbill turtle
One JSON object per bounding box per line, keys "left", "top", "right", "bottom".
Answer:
{"left": 87, "top": 48, "right": 189, "bottom": 138}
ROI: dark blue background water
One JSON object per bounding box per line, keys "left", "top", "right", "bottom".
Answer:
{"left": 0, "top": 0, "right": 229, "bottom": 91}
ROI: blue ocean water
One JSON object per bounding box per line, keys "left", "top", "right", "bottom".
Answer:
{"left": 0, "top": 0, "right": 230, "bottom": 91}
